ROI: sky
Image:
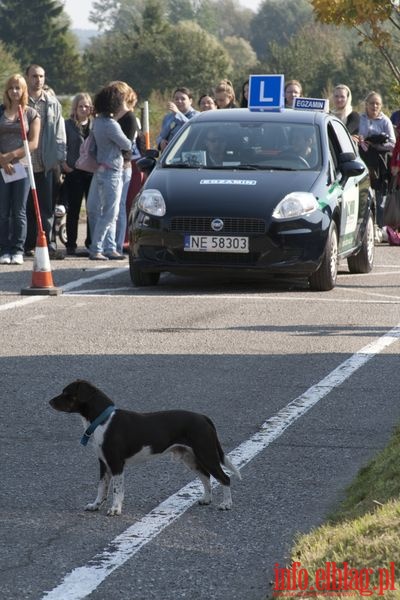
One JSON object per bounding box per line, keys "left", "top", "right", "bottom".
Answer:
{"left": 63, "top": 0, "right": 262, "bottom": 30}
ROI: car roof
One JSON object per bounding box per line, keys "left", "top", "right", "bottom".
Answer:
{"left": 193, "top": 108, "right": 330, "bottom": 126}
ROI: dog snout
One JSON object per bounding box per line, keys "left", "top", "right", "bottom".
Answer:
{"left": 49, "top": 393, "right": 73, "bottom": 412}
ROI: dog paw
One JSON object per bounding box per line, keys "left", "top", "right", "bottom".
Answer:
{"left": 218, "top": 501, "right": 233, "bottom": 511}
{"left": 198, "top": 498, "right": 212, "bottom": 506}
{"left": 107, "top": 506, "right": 122, "bottom": 516}
{"left": 84, "top": 502, "right": 101, "bottom": 512}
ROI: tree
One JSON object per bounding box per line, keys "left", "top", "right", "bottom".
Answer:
{"left": 0, "top": 0, "right": 84, "bottom": 93}
{"left": 223, "top": 36, "right": 257, "bottom": 77}
{"left": 0, "top": 42, "right": 22, "bottom": 89}
{"left": 311, "top": 0, "right": 400, "bottom": 84}
{"left": 250, "top": 0, "right": 312, "bottom": 61}
{"left": 262, "top": 23, "right": 345, "bottom": 98}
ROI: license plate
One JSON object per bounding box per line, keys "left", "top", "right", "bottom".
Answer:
{"left": 184, "top": 235, "right": 249, "bottom": 253}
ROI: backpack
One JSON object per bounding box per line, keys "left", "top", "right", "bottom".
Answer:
{"left": 75, "top": 131, "right": 98, "bottom": 173}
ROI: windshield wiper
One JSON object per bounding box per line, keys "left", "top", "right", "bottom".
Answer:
{"left": 240, "top": 164, "right": 297, "bottom": 171}
{"left": 164, "top": 162, "right": 193, "bottom": 168}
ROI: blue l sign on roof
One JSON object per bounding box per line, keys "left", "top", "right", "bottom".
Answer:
{"left": 248, "top": 74, "right": 284, "bottom": 112}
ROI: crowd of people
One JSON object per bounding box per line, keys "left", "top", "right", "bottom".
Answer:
{"left": 1, "top": 70, "right": 400, "bottom": 266}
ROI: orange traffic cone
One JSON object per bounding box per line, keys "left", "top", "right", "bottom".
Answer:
{"left": 21, "top": 231, "right": 61, "bottom": 296}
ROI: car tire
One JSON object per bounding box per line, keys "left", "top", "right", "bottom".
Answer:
{"left": 129, "top": 252, "right": 160, "bottom": 286}
{"left": 347, "top": 213, "right": 374, "bottom": 274}
{"left": 308, "top": 221, "right": 338, "bottom": 291}
{"left": 59, "top": 222, "right": 67, "bottom": 246}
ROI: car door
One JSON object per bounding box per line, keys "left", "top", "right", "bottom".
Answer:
{"left": 328, "top": 119, "right": 367, "bottom": 253}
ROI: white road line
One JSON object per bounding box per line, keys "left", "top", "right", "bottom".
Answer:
{"left": 0, "top": 268, "right": 127, "bottom": 312}
{"left": 41, "top": 324, "right": 400, "bottom": 600}
{"left": 61, "top": 267, "right": 128, "bottom": 292}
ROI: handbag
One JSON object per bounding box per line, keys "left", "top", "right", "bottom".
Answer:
{"left": 383, "top": 178, "right": 400, "bottom": 227}
{"left": 386, "top": 226, "right": 400, "bottom": 246}
{"left": 75, "top": 131, "right": 98, "bottom": 173}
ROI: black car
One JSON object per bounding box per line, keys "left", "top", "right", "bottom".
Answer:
{"left": 128, "top": 108, "right": 374, "bottom": 291}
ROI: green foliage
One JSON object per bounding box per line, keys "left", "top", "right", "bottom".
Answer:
{"left": 250, "top": 0, "right": 313, "bottom": 62}
{"left": 278, "top": 425, "right": 400, "bottom": 600}
{"left": 0, "top": 41, "right": 22, "bottom": 90}
{"left": 0, "top": 0, "right": 84, "bottom": 93}
{"left": 223, "top": 36, "right": 258, "bottom": 79}
{"left": 83, "top": 10, "right": 232, "bottom": 98}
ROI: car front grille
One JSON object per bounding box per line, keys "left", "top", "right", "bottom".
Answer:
{"left": 170, "top": 216, "right": 266, "bottom": 234}
{"left": 174, "top": 251, "right": 259, "bottom": 265}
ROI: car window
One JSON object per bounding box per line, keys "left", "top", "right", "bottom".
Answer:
{"left": 330, "top": 119, "right": 357, "bottom": 155}
{"left": 163, "top": 121, "right": 321, "bottom": 171}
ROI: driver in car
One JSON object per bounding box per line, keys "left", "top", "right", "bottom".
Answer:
{"left": 204, "top": 128, "right": 239, "bottom": 166}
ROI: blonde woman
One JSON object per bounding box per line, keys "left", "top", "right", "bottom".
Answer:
{"left": 214, "top": 79, "right": 237, "bottom": 109}
{"left": 358, "top": 91, "right": 395, "bottom": 236}
{"left": 284, "top": 80, "right": 302, "bottom": 108}
{"left": 61, "top": 92, "right": 93, "bottom": 255}
{"left": 331, "top": 84, "right": 359, "bottom": 135}
{"left": 0, "top": 74, "right": 40, "bottom": 264}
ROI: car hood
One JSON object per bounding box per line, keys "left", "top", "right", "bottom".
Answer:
{"left": 146, "top": 168, "right": 321, "bottom": 216}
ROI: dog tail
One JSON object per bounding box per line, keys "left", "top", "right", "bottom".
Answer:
{"left": 205, "top": 415, "right": 242, "bottom": 481}
{"left": 222, "top": 455, "right": 242, "bottom": 480}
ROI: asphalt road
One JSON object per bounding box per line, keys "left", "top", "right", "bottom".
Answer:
{"left": 1, "top": 245, "right": 400, "bottom": 600}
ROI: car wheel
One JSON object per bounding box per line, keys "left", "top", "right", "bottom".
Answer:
{"left": 347, "top": 213, "right": 374, "bottom": 274}
{"left": 59, "top": 222, "right": 67, "bottom": 246}
{"left": 129, "top": 252, "right": 160, "bottom": 286}
{"left": 308, "top": 221, "right": 338, "bottom": 291}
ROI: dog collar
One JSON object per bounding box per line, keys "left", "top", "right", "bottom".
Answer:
{"left": 81, "top": 406, "right": 116, "bottom": 446}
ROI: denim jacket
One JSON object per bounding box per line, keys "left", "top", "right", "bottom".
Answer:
{"left": 92, "top": 116, "right": 132, "bottom": 170}
{"left": 156, "top": 109, "right": 199, "bottom": 148}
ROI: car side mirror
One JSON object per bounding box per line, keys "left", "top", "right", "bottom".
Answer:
{"left": 136, "top": 149, "right": 158, "bottom": 176}
{"left": 339, "top": 153, "right": 366, "bottom": 181}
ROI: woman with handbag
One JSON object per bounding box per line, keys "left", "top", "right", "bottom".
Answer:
{"left": 61, "top": 93, "right": 93, "bottom": 255}
{"left": 86, "top": 84, "right": 132, "bottom": 261}
{"left": 355, "top": 91, "right": 395, "bottom": 241}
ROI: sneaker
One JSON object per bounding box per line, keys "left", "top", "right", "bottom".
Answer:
{"left": 374, "top": 225, "right": 383, "bottom": 244}
{"left": 0, "top": 254, "right": 11, "bottom": 264}
{"left": 89, "top": 252, "right": 109, "bottom": 261}
{"left": 11, "top": 254, "right": 24, "bottom": 265}
{"left": 24, "top": 249, "right": 34, "bottom": 257}
{"left": 104, "top": 251, "right": 126, "bottom": 260}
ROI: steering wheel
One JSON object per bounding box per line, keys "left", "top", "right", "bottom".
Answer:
{"left": 279, "top": 151, "right": 310, "bottom": 168}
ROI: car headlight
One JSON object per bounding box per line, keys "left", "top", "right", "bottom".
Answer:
{"left": 272, "top": 192, "right": 319, "bottom": 220}
{"left": 137, "top": 189, "right": 166, "bottom": 217}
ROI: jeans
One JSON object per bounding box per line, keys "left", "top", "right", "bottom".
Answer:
{"left": 87, "top": 166, "right": 123, "bottom": 255}
{"left": 0, "top": 172, "right": 30, "bottom": 255}
{"left": 104, "top": 165, "right": 131, "bottom": 254}
{"left": 25, "top": 170, "right": 54, "bottom": 251}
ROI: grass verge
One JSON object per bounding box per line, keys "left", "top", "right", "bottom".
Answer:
{"left": 268, "top": 425, "right": 400, "bottom": 599}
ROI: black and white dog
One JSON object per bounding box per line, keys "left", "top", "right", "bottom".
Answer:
{"left": 49, "top": 380, "right": 241, "bottom": 515}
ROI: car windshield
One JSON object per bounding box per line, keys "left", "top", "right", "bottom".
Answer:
{"left": 163, "top": 120, "right": 321, "bottom": 171}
